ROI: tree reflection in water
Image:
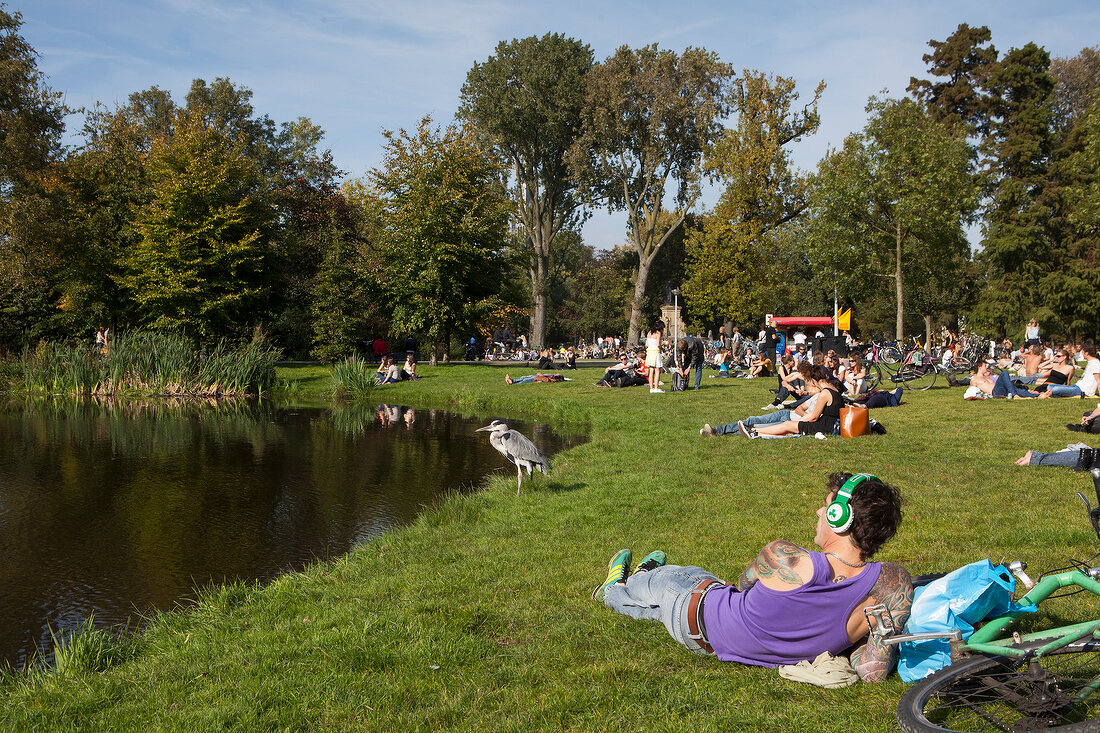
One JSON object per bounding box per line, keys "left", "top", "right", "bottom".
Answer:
{"left": 0, "top": 398, "right": 582, "bottom": 669}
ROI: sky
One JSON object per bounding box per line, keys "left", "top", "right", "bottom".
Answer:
{"left": 18, "top": 0, "right": 1100, "bottom": 250}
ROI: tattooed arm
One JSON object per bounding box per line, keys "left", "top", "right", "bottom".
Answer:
{"left": 850, "top": 562, "right": 913, "bottom": 682}
{"left": 736, "top": 540, "right": 808, "bottom": 591}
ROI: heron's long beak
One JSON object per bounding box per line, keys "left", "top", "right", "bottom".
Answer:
{"left": 475, "top": 425, "right": 493, "bottom": 432}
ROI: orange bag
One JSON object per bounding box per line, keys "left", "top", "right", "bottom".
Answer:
{"left": 839, "top": 405, "right": 870, "bottom": 438}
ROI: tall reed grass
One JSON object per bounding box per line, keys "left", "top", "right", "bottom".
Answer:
{"left": 19, "top": 330, "right": 280, "bottom": 397}
{"left": 330, "top": 355, "right": 378, "bottom": 400}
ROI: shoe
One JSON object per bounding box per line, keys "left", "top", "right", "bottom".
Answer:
{"left": 650, "top": 388, "right": 664, "bottom": 393}
{"left": 945, "top": 373, "right": 958, "bottom": 387}
{"left": 632, "top": 550, "right": 667, "bottom": 575}
{"left": 1068, "top": 424, "right": 1086, "bottom": 432}
{"left": 761, "top": 403, "right": 777, "bottom": 411}
{"left": 1074, "top": 448, "right": 1096, "bottom": 472}
{"left": 700, "top": 423, "right": 716, "bottom": 437}
{"left": 738, "top": 421, "right": 757, "bottom": 439}
{"left": 869, "top": 418, "right": 887, "bottom": 435}
{"left": 593, "top": 549, "right": 632, "bottom": 601}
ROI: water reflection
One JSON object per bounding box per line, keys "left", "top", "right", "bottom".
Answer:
{"left": 0, "top": 399, "right": 582, "bottom": 669}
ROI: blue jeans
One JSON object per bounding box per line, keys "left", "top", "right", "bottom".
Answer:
{"left": 713, "top": 410, "right": 791, "bottom": 434}
{"left": 1047, "top": 385, "right": 1084, "bottom": 398}
{"left": 509, "top": 375, "right": 536, "bottom": 385}
{"left": 604, "top": 564, "right": 722, "bottom": 655}
{"left": 1027, "top": 448, "right": 1082, "bottom": 467}
{"left": 992, "top": 371, "right": 1036, "bottom": 398}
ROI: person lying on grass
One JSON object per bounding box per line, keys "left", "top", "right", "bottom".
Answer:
{"left": 593, "top": 472, "right": 913, "bottom": 682}
{"left": 1015, "top": 444, "right": 1099, "bottom": 470}
{"left": 504, "top": 373, "right": 565, "bottom": 384}
{"left": 964, "top": 360, "right": 1042, "bottom": 399}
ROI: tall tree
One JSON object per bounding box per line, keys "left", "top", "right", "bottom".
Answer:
{"left": 568, "top": 44, "right": 733, "bottom": 345}
{"left": 0, "top": 5, "right": 67, "bottom": 348}
{"left": 1050, "top": 46, "right": 1100, "bottom": 134}
{"left": 117, "top": 106, "right": 276, "bottom": 339}
{"left": 907, "top": 23, "right": 997, "bottom": 137}
{"left": 807, "top": 97, "right": 977, "bottom": 339}
{"left": 684, "top": 71, "right": 823, "bottom": 326}
{"left": 367, "top": 117, "right": 510, "bottom": 365}
{"left": 460, "top": 33, "right": 593, "bottom": 349}
{"left": 972, "top": 43, "right": 1056, "bottom": 334}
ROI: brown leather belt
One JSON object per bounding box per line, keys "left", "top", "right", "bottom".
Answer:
{"left": 686, "top": 578, "right": 726, "bottom": 654}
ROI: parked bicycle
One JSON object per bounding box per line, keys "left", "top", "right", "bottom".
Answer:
{"left": 885, "top": 469, "right": 1100, "bottom": 732}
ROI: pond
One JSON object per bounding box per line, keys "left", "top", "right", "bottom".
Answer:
{"left": 0, "top": 399, "right": 583, "bottom": 669}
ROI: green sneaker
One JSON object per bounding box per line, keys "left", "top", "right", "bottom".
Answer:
{"left": 592, "top": 549, "right": 632, "bottom": 601}
{"left": 632, "top": 550, "right": 667, "bottom": 576}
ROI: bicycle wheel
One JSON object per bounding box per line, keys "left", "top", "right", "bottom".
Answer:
{"left": 898, "top": 364, "right": 937, "bottom": 391}
{"left": 865, "top": 363, "right": 883, "bottom": 391}
{"left": 881, "top": 346, "right": 903, "bottom": 365}
{"left": 898, "top": 639, "right": 1100, "bottom": 732}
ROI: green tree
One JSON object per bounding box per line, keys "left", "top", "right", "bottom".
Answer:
{"left": 972, "top": 43, "right": 1056, "bottom": 334}
{"left": 907, "top": 23, "right": 997, "bottom": 137}
{"left": 807, "top": 97, "right": 977, "bottom": 340}
{"left": 460, "top": 33, "right": 593, "bottom": 349}
{"left": 0, "top": 5, "right": 67, "bottom": 349}
{"left": 117, "top": 107, "right": 275, "bottom": 339}
{"left": 567, "top": 44, "right": 733, "bottom": 345}
{"left": 368, "top": 117, "right": 510, "bottom": 365}
{"left": 684, "top": 71, "right": 823, "bottom": 327}
{"left": 1050, "top": 46, "right": 1100, "bottom": 134}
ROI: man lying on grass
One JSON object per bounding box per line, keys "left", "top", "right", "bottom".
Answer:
{"left": 593, "top": 472, "right": 913, "bottom": 682}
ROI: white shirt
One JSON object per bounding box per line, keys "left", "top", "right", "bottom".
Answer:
{"left": 1077, "top": 358, "right": 1100, "bottom": 397}
{"left": 793, "top": 331, "right": 807, "bottom": 344}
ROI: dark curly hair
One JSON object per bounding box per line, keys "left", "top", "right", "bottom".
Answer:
{"left": 826, "top": 472, "right": 903, "bottom": 559}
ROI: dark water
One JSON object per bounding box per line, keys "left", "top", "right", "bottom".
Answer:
{"left": 0, "top": 399, "right": 582, "bottom": 669}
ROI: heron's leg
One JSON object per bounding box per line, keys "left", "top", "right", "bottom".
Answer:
{"left": 516, "top": 465, "right": 523, "bottom": 496}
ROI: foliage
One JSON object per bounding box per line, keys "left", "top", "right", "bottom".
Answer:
{"left": 907, "top": 23, "right": 998, "bottom": 137}
{"left": 1050, "top": 46, "right": 1100, "bottom": 134}
{"left": 684, "top": 71, "right": 823, "bottom": 328}
{"left": 806, "top": 97, "right": 978, "bottom": 338}
{"left": 18, "top": 330, "right": 278, "bottom": 396}
{"left": 460, "top": 33, "right": 593, "bottom": 348}
{"left": 329, "top": 355, "right": 378, "bottom": 400}
{"left": 366, "top": 117, "right": 510, "bottom": 365}
{"left": 568, "top": 44, "right": 734, "bottom": 345}
{"left": 116, "top": 106, "right": 276, "bottom": 340}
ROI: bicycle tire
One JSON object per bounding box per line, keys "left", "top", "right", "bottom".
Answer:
{"left": 865, "top": 363, "right": 883, "bottom": 391}
{"left": 898, "top": 639, "right": 1100, "bottom": 733}
{"left": 882, "top": 346, "right": 903, "bottom": 365}
{"left": 898, "top": 364, "right": 937, "bottom": 391}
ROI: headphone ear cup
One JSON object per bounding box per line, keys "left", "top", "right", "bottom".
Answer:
{"left": 826, "top": 500, "right": 852, "bottom": 532}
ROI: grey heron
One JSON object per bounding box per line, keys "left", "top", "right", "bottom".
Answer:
{"left": 475, "top": 420, "right": 552, "bottom": 495}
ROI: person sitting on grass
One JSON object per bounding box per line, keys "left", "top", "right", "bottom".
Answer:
{"left": 592, "top": 472, "right": 912, "bottom": 682}
{"left": 401, "top": 354, "right": 419, "bottom": 380}
{"left": 748, "top": 353, "right": 773, "bottom": 379}
{"left": 376, "top": 356, "right": 402, "bottom": 384}
{"left": 761, "top": 354, "right": 803, "bottom": 410}
{"left": 505, "top": 372, "right": 566, "bottom": 385}
{"left": 844, "top": 354, "right": 869, "bottom": 397}
{"left": 750, "top": 366, "right": 843, "bottom": 438}
{"left": 1039, "top": 343, "right": 1100, "bottom": 399}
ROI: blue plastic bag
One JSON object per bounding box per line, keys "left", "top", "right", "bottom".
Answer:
{"left": 897, "top": 560, "right": 1037, "bottom": 683}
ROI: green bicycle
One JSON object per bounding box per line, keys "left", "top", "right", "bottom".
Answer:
{"left": 884, "top": 470, "right": 1100, "bottom": 732}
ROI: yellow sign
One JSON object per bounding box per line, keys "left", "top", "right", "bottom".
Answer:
{"left": 837, "top": 308, "right": 851, "bottom": 331}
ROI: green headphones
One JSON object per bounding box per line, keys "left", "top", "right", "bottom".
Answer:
{"left": 826, "top": 473, "right": 879, "bottom": 532}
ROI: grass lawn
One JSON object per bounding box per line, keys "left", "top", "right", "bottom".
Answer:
{"left": 2, "top": 364, "right": 1098, "bottom": 731}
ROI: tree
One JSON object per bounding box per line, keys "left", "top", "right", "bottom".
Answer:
{"left": 1050, "top": 46, "right": 1100, "bottom": 134}
{"left": 117, "top": 106, "right": 276, "bottom": 339}
{"left": 907, "top": 23, "right": 997, "bottom": 137}
{"left": 684, "top": 70, "right": 823, "bottom": 326}
{"left": 460, "top": 33, "right": 593, "bottom": 349}
{"left": 368, "top": 117, "right": 510, "bottom": 365}
{"left": 0, "top": 6, "right": 67, "bottom": 348}
{"left": 972, "top": 43, "right": 1056, "bottom": 334}
{"left": 807, "top": 97, "right": 977, "bottom": 339}
{"left": 568, "top": 44, "right": 733, "bottom": 345}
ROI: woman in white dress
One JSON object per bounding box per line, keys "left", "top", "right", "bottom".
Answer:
{"left": 644, "top": 322, "right": 665, "bottom": 393}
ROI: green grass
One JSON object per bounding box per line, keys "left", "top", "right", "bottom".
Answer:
{"left": 2, "top": 365, "right": 1098, "bottom": 731}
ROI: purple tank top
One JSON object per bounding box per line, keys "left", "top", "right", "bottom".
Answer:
{"left": 702, "top": 550, "right": 880, "bottom": 667}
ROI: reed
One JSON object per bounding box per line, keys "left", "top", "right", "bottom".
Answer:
{"left": 330, "top": 355, "right": 378, "bottom": 399}
{"left": 18, "top": 331, "right": 280, "bottom": 397}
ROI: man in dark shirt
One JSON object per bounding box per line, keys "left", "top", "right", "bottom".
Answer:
{"left": 677, "top": 337, "right": 706, "bottom": 390}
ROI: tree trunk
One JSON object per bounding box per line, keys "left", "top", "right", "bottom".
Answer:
{"left": 895, "top": 222, "right": 904, "bottom": 340}
{"left": 924, "top": 314, "right": 933, "bottom": 353}
{"left": 627, "top": 252, "right": 657, "bottom": 347}
{"left": 529, "top": 250, "right": 548, "bottom": 350}
{"left": 442, "top": 327, "right": 450, "bottom": 363}
{"left": 429, "top": 345, "right": 438, "bottom": 367}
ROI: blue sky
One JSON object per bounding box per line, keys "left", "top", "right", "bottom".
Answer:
{"left": 19, "top": 0, "right": 1100, "bottom": 249}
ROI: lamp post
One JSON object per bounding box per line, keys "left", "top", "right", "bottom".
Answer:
{"left": 671, "top": 288, "right": 681, "bottom": 367}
